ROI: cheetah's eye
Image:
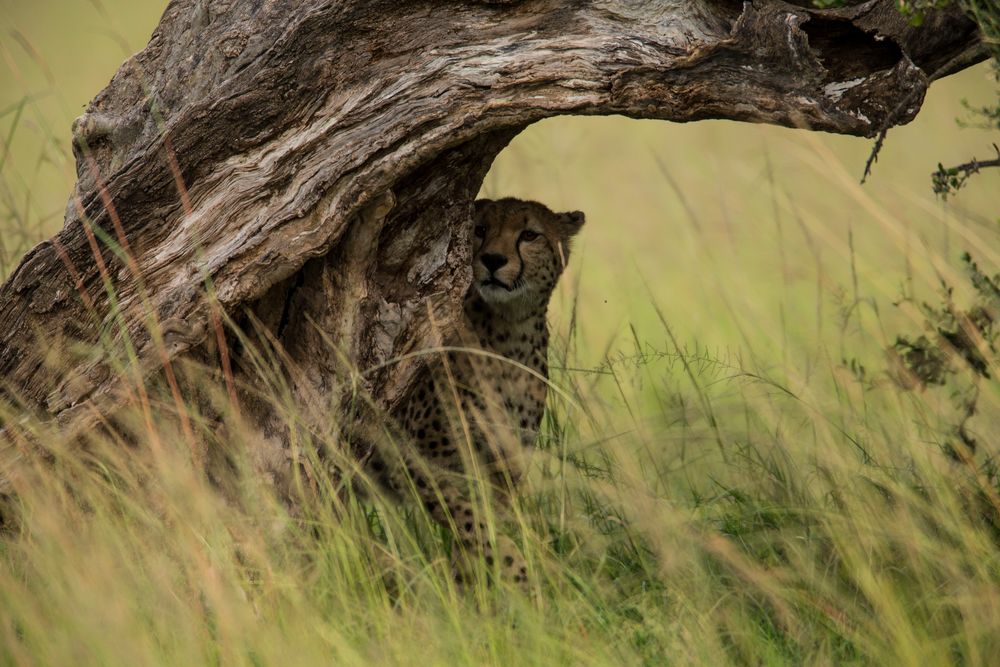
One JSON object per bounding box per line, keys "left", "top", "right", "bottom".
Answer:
{"left": 474, "top": 224, "right": 486, "bottom": 238}
{"left": 520, "top": 230, "right": 540, "bottom": 242}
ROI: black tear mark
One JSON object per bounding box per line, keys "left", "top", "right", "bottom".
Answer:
{"left": 801, "top": 17, "right": 902, "bottom": 82}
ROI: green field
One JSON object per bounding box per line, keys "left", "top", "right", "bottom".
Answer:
{"left": 3, "top": 2, "right": 1000, "bottom": 665}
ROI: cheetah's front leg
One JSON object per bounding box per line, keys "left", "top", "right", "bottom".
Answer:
{"left": 404, "top": 466, "right": 530, "bottom": 590}
{"left": 444, "top": 488, "right": 529, "bottom": 590}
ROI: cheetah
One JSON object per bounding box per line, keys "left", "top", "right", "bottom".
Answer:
{"left": 366, "top": 197, "right": 585, "bottom": 587}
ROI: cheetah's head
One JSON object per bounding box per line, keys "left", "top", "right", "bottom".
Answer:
{"left": 472, "top": 198, "right": 585, "bottom": 308}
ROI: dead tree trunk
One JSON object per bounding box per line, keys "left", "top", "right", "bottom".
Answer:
{"left": 0, "top": 1, "right": 985, "bottom": 450}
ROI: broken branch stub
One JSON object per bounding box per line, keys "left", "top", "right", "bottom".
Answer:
{"left": 0, "top": 0, "right": 985, "bottom": 437}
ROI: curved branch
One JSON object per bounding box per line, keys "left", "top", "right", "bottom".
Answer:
{"left": 0, "top": 0, "right": 984, "bottom": 435}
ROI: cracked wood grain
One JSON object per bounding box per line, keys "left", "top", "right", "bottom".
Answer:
{"left": 0, "top": 0, "right": 985, "bottom": 450}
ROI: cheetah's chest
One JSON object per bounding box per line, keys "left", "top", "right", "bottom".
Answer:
{"left": 465, "top": 313, "right": 549, "bottom": 444}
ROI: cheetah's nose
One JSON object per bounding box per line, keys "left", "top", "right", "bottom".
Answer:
{"left": 480, "top": 253, "right": 508, "bottom": 273}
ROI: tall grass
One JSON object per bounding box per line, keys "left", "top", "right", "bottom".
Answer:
{"left": 3, "top": 2, "right": 1000, "bottom": 664}
{"left": 2, "top": 249, "right": 1000, "bottom": 664}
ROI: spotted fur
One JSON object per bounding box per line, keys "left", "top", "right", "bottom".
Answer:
{"left": 368, "top": 197, "right": 584, "bottom": 587}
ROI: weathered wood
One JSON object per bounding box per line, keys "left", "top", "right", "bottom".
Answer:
{"left": 0, "top": 0, "right": 985, "bottom": 443}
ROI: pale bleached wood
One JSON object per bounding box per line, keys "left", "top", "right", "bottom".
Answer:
{"left": 0, "top": 0, "right": 984, "bottom": 447}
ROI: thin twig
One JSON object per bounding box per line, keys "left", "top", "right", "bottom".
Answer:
{"left": 932, "top": 143, "right": 1000, "bottom": 197}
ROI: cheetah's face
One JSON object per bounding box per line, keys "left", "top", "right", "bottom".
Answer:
{"left": 472, "top": 198, "right": 585, "bottom": 306}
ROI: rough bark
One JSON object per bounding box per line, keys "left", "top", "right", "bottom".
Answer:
{"left": 0, "top": 0, "right": 985, "bottom": 446}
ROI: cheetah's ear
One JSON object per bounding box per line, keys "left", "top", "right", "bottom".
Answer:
{"left": 557, "top": 210, "right": 585, "bottom": 237}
